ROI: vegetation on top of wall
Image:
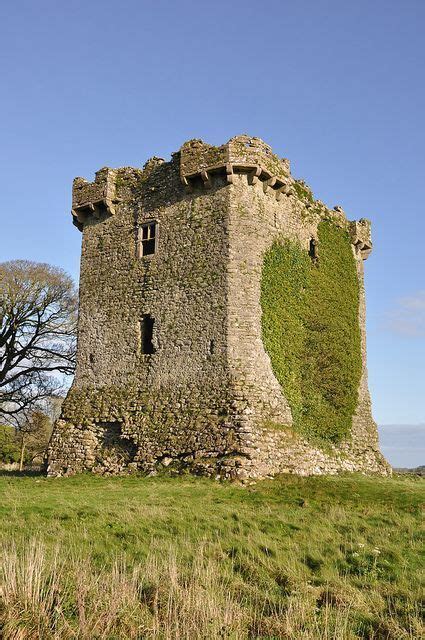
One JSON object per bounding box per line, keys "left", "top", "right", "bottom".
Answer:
{"left": 293, "top": 180, "right": 314, "bottom": 203}
{"left": 260, "top": 221, "right": 362, "bottom": 443}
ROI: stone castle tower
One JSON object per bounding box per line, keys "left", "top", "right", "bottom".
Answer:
{"left": 47, "top": 135, "right": 389, "bottom": 479}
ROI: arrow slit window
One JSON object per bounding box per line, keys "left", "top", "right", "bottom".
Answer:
{"left": 140, "top": 314, "right": 155, "bottom": 354}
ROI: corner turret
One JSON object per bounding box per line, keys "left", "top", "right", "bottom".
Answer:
{"left": 72, "top": 168, "right": 118, "bottom": 231}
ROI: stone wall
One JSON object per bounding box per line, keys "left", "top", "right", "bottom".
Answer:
{"left": 47, "top": 136, "right": 390, "bottom": 479}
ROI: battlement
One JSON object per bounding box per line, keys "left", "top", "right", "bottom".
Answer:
{"left": 72, "top": 167, "right": 118, "bottom": 231}
{"left": 180, "top": 135, "right": 291, "bottom": 197}
{"left": 71, "top": 136, "right": 297, "bottom": 231}
{"left": 69, "top": 137, "right": 372, "bottom": 263}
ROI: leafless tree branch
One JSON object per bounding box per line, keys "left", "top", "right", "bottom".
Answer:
{"left": 0, "top": 260, "right": 77, "bottom": 428}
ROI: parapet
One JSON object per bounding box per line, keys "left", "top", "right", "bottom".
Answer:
{"left": 69, "top": 136, "right": 374, "bottom": 254}
{"left": 71, "top": 136, "right": 296, "bottom": 232}
{"left": 349, "top": 219, "right": 373, "bottom": 260}
{"left": 180, "top": 135, "right": 292, "bottom": 198}
{"left": 72, "top": 168, "right": 118, "bottom": 231}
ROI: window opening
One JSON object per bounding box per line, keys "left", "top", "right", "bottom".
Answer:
{"left": 309, "top": 238, "right": 318, "bottom": 262}
{"left": 138, "top": 221, "right": 157, "bottom": 257}
{"left": 140, "top": 314, "right": 155, "bottom": 354}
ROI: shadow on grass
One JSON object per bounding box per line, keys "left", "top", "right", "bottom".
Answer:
{"left": 0, "top": 468, "right": 44, "bottom": 478}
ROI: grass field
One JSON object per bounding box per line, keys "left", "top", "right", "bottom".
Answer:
{"left": 0, "top": 472, "right": 423, "bottom": 639}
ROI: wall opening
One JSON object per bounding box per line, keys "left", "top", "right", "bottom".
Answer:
{"left": 98, "top": 422, "right": 138, "bottom": 465}
{"left": 309, "top": 238, "right": 318, "bottom": 262}
{"left": 138, "top": 221, "right": 157, "bottom": 257}
{"left": 140, "top": 314, "right": 155, "bottom": 354}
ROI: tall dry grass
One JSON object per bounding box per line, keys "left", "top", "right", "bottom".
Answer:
{"left": 1, "top": 540, "right": 422, "bottom": 639}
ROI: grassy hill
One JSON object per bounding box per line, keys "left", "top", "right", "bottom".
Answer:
{"left": 0, "top": 472, "right": 423, "bottom": 639}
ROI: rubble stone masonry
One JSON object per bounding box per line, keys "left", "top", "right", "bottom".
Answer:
{"left": 47, "top": 136, "right": 390, "bottom": 479}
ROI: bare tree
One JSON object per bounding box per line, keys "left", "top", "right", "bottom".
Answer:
{"left": 0, "top": 260, "right": 77, "bottom": 427}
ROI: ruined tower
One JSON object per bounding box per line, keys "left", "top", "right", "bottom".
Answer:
{"left": 47, "top": 136, "right": 389, "bottom": 478}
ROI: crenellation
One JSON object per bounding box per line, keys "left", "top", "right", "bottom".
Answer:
{"left": 180, "top": 135, "right": 291, "bottom": 198}
{"left": 72, "top": 168, "right": 118, "bottom": 230}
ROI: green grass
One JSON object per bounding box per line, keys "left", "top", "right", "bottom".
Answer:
{"left": 261, "top": 221, "right": 362, "bottom": 442}
{"left": 0, "top": 472, "right": 423, "bottom": 638}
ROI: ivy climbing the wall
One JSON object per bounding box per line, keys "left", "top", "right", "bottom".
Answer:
{"left": 260, "top": 221, "right": 362, "bottom": 443}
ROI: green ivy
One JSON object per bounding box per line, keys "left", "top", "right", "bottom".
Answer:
{"left": 260, "top": 221, "right": 362, "bottom": 443}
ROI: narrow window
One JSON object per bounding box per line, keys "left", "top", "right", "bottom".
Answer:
{"left": 138, "top": 221, "right": 158, "bottom": 257}
{"left": 140, "top": 314, "right": 155, "bottom": 354}
{"left": 309, "top": 238, "right": 318, "bottom": 262}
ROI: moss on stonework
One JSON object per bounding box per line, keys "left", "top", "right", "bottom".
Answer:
{"left": 293, "top": 180, "right": 314, "bottom": 203}
{"left": 260, "top": 221, "right": 362, "bottom": 443}
{"left": 61, "top": 383, "right": 238, "bottom": 453}
{"left": 262, "top": 420, "right": 294, "bottom": 435}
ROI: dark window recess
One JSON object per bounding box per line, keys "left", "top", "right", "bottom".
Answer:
{"left": 139, "top": 222, "right": 157, "bottom": 256}
{"left": 89, "top": 353, "right": 94, "bottom": 364}
{"left": 309, "top": 238, "right": 318, "bottom": 261}
{"left": 209, "top": 339, "right": 215, "bottom": 355}
{"left": 140, "top": 315, "right": 155, "bottom": 354}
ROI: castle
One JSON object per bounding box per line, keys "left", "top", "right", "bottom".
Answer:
{"left": 47, "top": 135, "right": 390, "bottom": 479}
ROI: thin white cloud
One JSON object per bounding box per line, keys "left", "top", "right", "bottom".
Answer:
{"left": 378, "top": 424, "right": 425, "bottom": 467}
{"left": 385, "top": 290, "right": 425, "bottom": 337}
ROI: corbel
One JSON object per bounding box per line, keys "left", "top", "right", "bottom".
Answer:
{"left": 226, "top": 163, "right": 234, "bottom": 184}
{"left": 361, "top": 245, "right": 372, "bottom": 260}
{"left": 72, "top": 209, "right": 86, "bottom": 228}
{"left": 248, "top": 165, "right": 262, "bottom": 185}
{"left": 181, "top": 175, "right": 193, "bottom": 193}
{"left": 104, "top": 198, "right": 116, "bottom": 216}
{"left": 275, "top": 185, "right": 286, "bottom": 202}
{"left": 201, "top": 170, "right": 212, "bottom": 189}
{"left": 263, "top": 176, "right": 277, "bottom": 194}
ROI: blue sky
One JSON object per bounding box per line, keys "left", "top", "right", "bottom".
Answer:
{"left": 1, "top": 1, "right": 424, "bottom": 443}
